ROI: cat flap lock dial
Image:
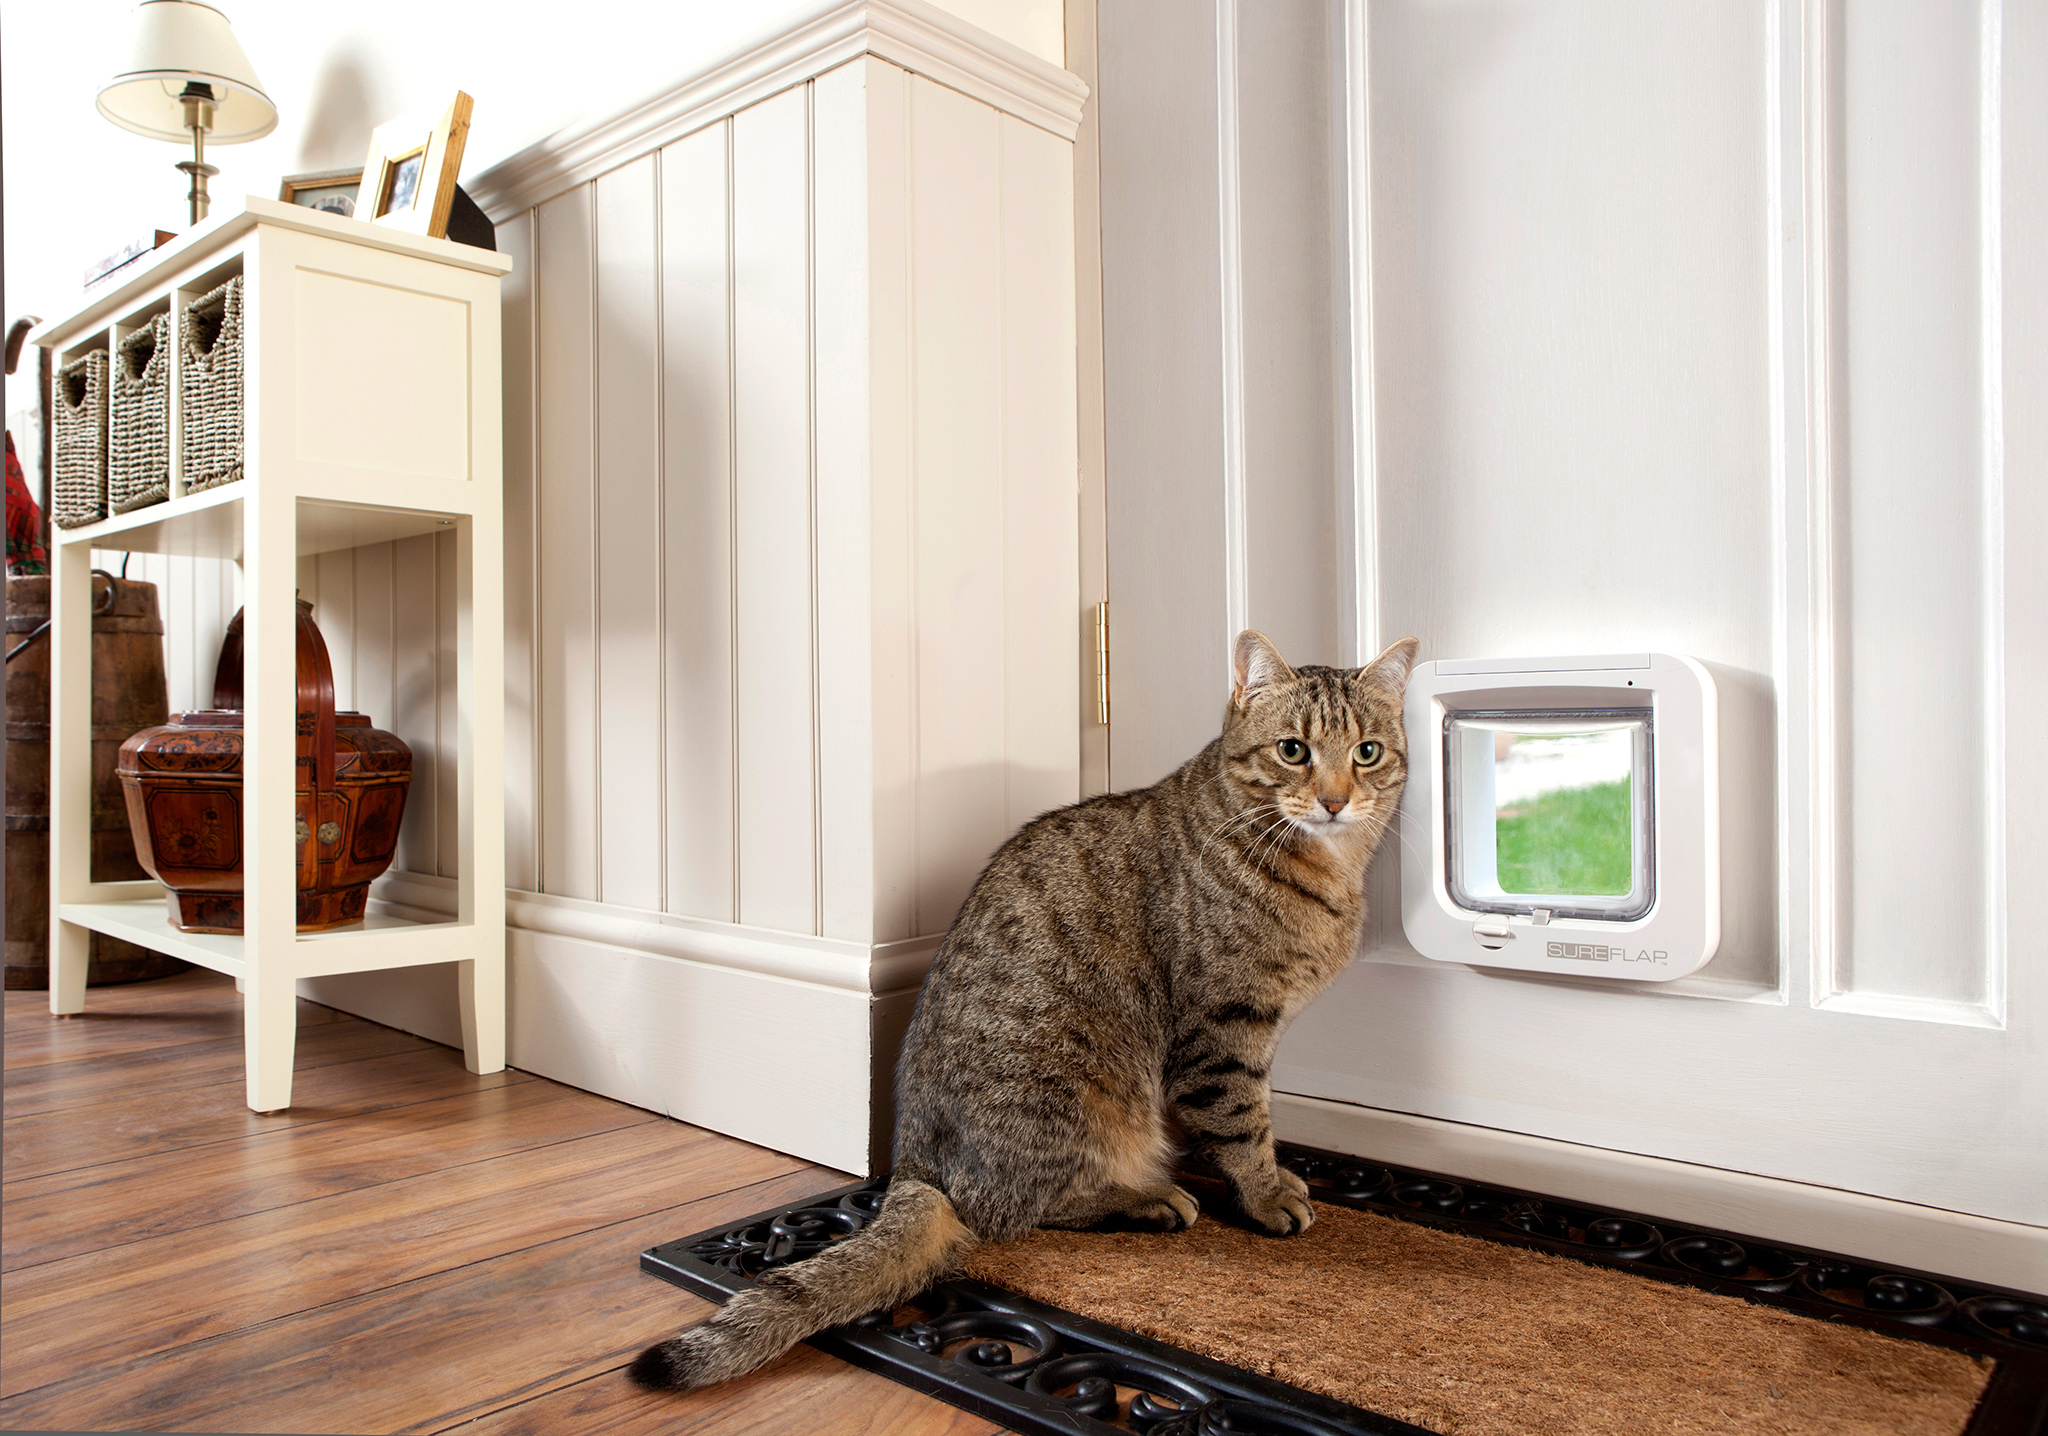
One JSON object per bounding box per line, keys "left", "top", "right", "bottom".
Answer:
{"left": 1400, "top": 653, "right": 1725, "bottom": 983}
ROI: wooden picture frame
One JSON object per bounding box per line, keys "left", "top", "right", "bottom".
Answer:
{"left": 278, "top": 168, "right": 363, "bottom": 220}
{"left": 359, "top": 91, "right": 473, "bottom": 240}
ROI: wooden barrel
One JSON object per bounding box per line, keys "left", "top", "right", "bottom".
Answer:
{"left": 6, "top": 572, "right": 188, "bottom": 988}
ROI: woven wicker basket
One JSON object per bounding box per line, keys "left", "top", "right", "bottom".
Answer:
{"left": 181, "top": 276, "right": 244, "bottom": 492}
{"left": 110, "top": 315, "right": 172, "bottom": 513}
{"left": 52, "top": 351, "right": 110, "bottom": 528}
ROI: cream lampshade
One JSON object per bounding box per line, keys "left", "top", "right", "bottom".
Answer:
{"left": 97, "top": 0, "right": 277, "bottom": 227}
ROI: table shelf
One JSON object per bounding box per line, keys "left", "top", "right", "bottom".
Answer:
{"left": 59, "top": 897, "right": 476, "bottom": 982}
{"left": 53, "top": 489, "right": 467, "bottom": 561}
{"left": 33, "top": 196, "right": 509, "bottom": 1113}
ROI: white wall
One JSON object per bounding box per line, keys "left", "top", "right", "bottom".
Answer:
{"left": 0, "top": 0, "right": 1061, "bottom": 338}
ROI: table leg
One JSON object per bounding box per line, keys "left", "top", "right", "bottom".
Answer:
{"left": 458, "top": 954, "right": 506, "bottom": 1075}
{"left": 243, "top": 968, "right": 298, "bottom": 1112}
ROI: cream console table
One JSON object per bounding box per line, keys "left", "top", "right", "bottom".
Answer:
{"left": 32, "top": 196, "right": 510, "bottom": 1111}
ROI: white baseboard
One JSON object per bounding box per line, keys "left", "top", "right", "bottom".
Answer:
{"left": 1273, "top": 1091, "right": 2048, "bottom": 1296}
{"left": 302, "top": 930, "right": 884, "bottom": 1176}
{"left": 298, "top": 875, "right": 919, "bottom": 1176}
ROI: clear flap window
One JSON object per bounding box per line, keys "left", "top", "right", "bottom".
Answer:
{"left": 1444, "top": 710, "right": 1654, "bottom": 921}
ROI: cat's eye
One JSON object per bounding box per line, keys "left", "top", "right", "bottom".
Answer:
{"left": 1354, "top": 741, "right": 1383, "bottom": 766}
{"left": 1275, "top": 738, "right": 1309, "bottom": 765}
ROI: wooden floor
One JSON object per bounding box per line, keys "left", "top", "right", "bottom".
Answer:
{"left": 1, "top": 968, "right": 1010, "bottom": 1436}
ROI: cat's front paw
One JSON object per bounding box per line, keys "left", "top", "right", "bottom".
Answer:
{"left": 1121, "top": 1184, "right": 1200, "bottom": 1232}
{"left": 1239, "top": 1168, "right": 1314, "bottom": 1236}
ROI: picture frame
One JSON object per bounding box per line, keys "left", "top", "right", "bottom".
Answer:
{"left": 358, "top": 91, "right": 473, "bottom": 240}
{"left": 278, "top": 168, "right": 363, "bottom": 220}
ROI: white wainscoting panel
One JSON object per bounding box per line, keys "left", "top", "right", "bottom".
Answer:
{"left": 500, "top": 209, "right": 540, "bottom": 895}
{"left": 909, "top": 81, "right": 1010, "bottom": 934}
{"left": 351, "top": 542, "right": 397, "bottom": 754}
{"left": 93, "top": 552, "right": 238, "bottom": 713}
{"left": 391, "top": 533, "right": 440, "bottom": 877}
{"left": 535, "top": 184, "right": 601, "bottom": 903}
{"left": 92, "top": 553, "right": 214, "bottom": 715}
{"left": 291, "top": 540, "right": 468, "bottom": 886}
{"left": 278, "top": 6, "right": 1083, "bottom": 1172}
{"left": 659, "top": 122, "right": 740, "bottom": 927}
{"left": 732, "top": 84, "right": 822, "bottom": 937}
{"left": 595, "top": 155, "right": 668, "bottom": 915}
{"left": 814, "top": 60, "right": 885, "bottom": 945}
{"left": 312, "top": 550, "right": 353, "bottom": 709}
{"left": 847, "top": 58, "right": 921, "bottom": 947}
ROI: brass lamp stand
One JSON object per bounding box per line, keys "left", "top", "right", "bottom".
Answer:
{"left": 175, "top": 81, "right": 219, "bottom": 226}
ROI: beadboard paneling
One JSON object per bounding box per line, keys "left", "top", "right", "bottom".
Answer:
{"left": 910, "top": 79, "right": 1010, "bottom": 936}
{"left": 435, "top": 526, "right": 460, "bottom": 881}
{"left": 193, "top": 557, "right": 231, "bottom": 707}
{"left": 731, "top": 85, "right": 820, "bottom": 936}
{"left": 500, "top": 209, "right": 541, "bottom": 894}
{"left": 162, "top": 555, "right": 200, "bottom": 710}
{"left": 658, "top": 121, "right": 739, "bottom": 927}
{"left": 90, "top": 551, "right": 234, "bottom": 714}
{"left": 814, "top": 61, "right": 883, "bottom": 944}
{"left": 851, "top": 59, "right": 921, "bottom": 947}
{"left": 350, "top": 543, "right": 397, "bottom": 758}
{"left": 392, "top": 533, "right": 439, "bottom": 877}
{"left": 313, "top": 550, "right": 355, "bottom": 711}
{"left": 594, "top": 154, "right": 667, "bottom": 914}
{"left": 534, "top": 185, "right": 601, "bottom": 903}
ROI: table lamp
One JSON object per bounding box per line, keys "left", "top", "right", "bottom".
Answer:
{"left": 96, "top": 0, "right": 277, "bottom": 228}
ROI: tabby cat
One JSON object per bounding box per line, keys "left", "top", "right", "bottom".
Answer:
{"left": 631, "top": 630, "right": 1420, "bottom": 1390}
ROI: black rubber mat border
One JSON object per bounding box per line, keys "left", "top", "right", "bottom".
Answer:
{"left": 639, "top": 1140, "right": 2048, "bottom": 1436}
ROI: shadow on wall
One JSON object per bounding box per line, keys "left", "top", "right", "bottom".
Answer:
{"left": 295, "top": 40, "right": 389, "bottom": 172}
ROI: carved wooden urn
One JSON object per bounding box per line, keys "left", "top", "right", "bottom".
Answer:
{"left": 116, "top": 600, "right": 413, "bottom": 933}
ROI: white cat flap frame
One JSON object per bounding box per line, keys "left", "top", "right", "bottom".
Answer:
{"left": 1399, "top": 654, "right": 1719, "bottom": 982}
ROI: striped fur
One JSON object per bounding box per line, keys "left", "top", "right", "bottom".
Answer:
{"left": 632, "top": 631, "right": 1419, "bottom": 1389}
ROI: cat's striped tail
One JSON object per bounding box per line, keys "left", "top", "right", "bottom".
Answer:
{"left": 628, "top": 1175, "right": 976, "bottom": 1390}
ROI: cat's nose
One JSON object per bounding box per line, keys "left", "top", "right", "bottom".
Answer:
{"left": 1319, "top": 796, "right": 1346, "bottom": 815}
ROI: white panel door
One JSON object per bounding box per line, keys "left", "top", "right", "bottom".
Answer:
{"left": 1100, "top": 0, "right": 2045, "bottom": 1226}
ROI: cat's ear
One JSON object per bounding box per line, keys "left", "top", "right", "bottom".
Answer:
{"left": 1358, "top": 636, "right": 1421, "bottom": 696}
{"left": 1232, "top": 630, "right": 1296, "bottom": 709}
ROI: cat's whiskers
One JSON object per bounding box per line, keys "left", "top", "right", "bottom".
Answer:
{"left": 1245, "top": 809, "right": 1309, "bottom": 870}
{"left": 1197, "top": 802, "right": 1286, "bottom": 860}
{"left": 1239, "top": 815, "right": 1296, "bottom": 869}
{"left": 1208, "top": 806, "right": 1296, "bottom": 873}
{"left": 1346, "top": 804, "right": 1430, "bottom": 867}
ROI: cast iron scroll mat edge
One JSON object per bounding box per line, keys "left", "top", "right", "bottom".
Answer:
{"left": 638, "top": 1142, "right": 2048, "bottom": 1436}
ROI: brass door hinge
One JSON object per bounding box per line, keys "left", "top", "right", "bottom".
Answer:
{"left": 1094, "top": 600, "right": 1110, "bottom": 726}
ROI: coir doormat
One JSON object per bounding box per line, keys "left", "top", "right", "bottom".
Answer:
{"left": 639, "top": 1144, "right": 2048, "bottom": 1436}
